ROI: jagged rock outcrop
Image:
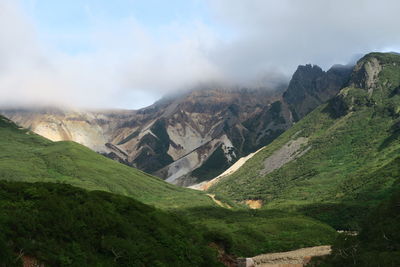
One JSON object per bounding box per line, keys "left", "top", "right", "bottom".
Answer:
{"left": 283, "top": 64, "right": 352, "bottom": 121}
{"left": 351, "top": 56, "right": 382, "bottom": 91}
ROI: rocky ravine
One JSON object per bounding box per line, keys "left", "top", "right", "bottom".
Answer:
{"left": 1, "top": 63, "right": 352, "bottom": 186}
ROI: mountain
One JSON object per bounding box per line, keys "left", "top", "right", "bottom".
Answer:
{"left": 1, "top": 63, "right": 351, "bottom": 186}
{"left": 209, "top": 52, "right": 400, "bottom": 229}
{"left": 1, "top": 89, "right": 290, "bottom": 186}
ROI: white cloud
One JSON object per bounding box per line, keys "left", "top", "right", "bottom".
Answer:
{"left": 208, "top": 0, "right": 400, "bottom": 73}
{"left": 0, "top": 1, "right": 224, "bottom": 109}
{"left": 0, "top": 0, "right": 400, "bottom": 109}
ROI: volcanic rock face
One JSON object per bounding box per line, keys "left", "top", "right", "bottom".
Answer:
{"left": 2, "top": 89, "right": 291, "bottom": 185}
{"left": 1, "top": 62, "right": 352, "bottom": 186}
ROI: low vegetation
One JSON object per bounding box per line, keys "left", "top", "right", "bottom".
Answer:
{"left": 179, "top": 207, "right": 336, "bottom": 257}
{"left": 0, "top": 181, "right": 219, "bottom": 266}
{"left": 313, "top": 180, "right": 400, "bottom": 266}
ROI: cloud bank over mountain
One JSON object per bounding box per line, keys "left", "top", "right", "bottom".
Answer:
{"left": 1, "top": 0, "right": 400, "bottom": 109}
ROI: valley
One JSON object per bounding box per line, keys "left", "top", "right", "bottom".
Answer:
{"left": 0, "top": 52, "right": 399, "bottom": 266}
{"left": 0, "top": 113, "right": 336, "bottom": 266}
{"left": 2, "top": 0, "right": 400, "bottom": 265}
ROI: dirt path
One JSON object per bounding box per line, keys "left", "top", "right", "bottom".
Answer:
{"left": 238, "top": 245, "right": 331, "bottom": 267}
{"left": 207, "top": 194, "right": 231, "bottom": 209}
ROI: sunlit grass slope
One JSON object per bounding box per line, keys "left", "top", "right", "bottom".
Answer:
{"left": 0, "top": 116, "right": 214, "bottom": 210}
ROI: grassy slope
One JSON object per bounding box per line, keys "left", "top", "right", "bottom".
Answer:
{"left": 0, "top": 115, "right": 337, "bottom": 258}
{"left": 0, "top": 116, "right": 213, "bottom": 210}
{"left": 210, "top": 53, "right": 400, "bottom": 229}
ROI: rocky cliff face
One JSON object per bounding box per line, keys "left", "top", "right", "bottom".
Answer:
{"left": 1, "top": 62, "right": 352, "bottom": 186}
{"left": 283, "top": 64, "right": 352, "bottom": 121}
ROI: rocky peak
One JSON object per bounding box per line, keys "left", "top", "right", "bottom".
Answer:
{"left": 283, "top": 64, "right": 352, "bottom": 121}
{"left": 326, "top": 52, "right": 400, "bottom": 118}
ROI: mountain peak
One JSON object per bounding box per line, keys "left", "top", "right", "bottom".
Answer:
{"left": 350, "top": 52, "right": 400, "bottom": 90}
{"left": 326, "top": 52, "right": 400, "bottom": 118}
{"left": 283, "top": 63, "right": 352, "bottom": 121}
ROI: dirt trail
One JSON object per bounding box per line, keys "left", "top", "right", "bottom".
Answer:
{"left": 238, "top": 246, "right": 331, "bottom": 267}
{"left": 207, "top": 194, "right": 231, "bottom": 209}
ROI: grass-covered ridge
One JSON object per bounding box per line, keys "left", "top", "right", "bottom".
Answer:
{"left": 209, "top": 52, "right": 400, "bottom": 229}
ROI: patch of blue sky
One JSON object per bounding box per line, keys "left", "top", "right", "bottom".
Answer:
{"left": 19, "top": 0, "right": 232, "bottom": 55}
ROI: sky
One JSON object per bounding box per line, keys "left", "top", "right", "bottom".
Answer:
{"left": 0, "top": 0, "right": 400, "bottom": 109}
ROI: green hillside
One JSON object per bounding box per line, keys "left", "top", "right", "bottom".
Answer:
{"left": 0, "top": 116, "right": 213, "bottom": 210}
{"left": 209, "top": 52, "right": 400, "bottom": 229}
{"left": 0, "top": 181, "right": 218, "bottom": 267}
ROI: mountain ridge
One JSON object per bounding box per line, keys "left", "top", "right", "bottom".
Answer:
{"left": 1, "top": 62, "right": 352, "bottom": 186}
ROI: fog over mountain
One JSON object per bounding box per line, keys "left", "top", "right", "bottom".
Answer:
{"left": 1, "top": 0, "right": 400, "bottom": 109}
